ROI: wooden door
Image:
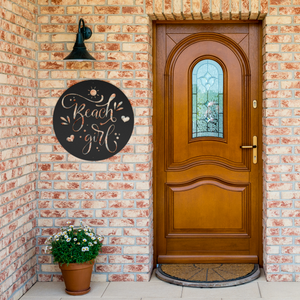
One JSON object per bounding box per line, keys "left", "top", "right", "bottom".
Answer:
{"left": 155, "top": 23, "right": 262, "bottom": 264}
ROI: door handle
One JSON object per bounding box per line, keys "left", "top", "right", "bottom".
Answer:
{"left": 240, "top": 136, "right": 257, "bottom": 164}
{"left": 240, "top": 145, "right": 257, "bottom": 149}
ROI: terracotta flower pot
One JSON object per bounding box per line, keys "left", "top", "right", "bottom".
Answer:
{"left": 59, "top": 260, "right": 94, "bottom": 295}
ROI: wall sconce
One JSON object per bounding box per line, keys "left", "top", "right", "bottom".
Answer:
{"left": 64, "top": 18, "right": 95, "bottom": 61}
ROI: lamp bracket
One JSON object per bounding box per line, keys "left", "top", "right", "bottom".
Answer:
{"left": 78, "top": 18, "right": 92, "bottom": 40}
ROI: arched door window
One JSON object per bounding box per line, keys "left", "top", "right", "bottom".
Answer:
{"left": 192, "top": 59, "right": 224, "bottom": 138}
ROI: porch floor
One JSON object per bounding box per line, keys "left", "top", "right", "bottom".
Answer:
{"left": 20, "top": 269, "right": 300, "bottom": 300}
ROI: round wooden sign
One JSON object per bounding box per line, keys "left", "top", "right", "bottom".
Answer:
{"left": 53, "top": 80, "right": 134, "bottom": 161}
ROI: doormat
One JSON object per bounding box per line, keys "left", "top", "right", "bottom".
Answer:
{"left": 156, "top": 264, "right": 260, "bottom": 288}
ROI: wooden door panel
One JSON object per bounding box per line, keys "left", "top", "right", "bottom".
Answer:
{"left": 167, "top": 238, "right": 250, "bottom": 253}
{"left": 167, "top": 165, "right": 249, "bottom": 183}
{"left": 166, "top": 24, "right": 249, "bottom": 34}
{"left": 167, "top": 37, "right": 251, "bottom": 171}
{"left": 155, "top": 23, "right": 261, "bottom": 264}
{"left": 167, "top": 180, "right": 249, "bottom": 234}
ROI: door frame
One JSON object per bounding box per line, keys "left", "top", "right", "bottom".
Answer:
{"left": 153, "top": 20, "right": 263, "bottom": 266}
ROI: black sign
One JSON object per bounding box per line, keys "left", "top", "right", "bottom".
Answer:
{"left": 53, "top": 80, "right": 134, "bottom": 161}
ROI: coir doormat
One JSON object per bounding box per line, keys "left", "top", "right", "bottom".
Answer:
{"left": 156, "top": 264, "right": 260, "bottom": 287}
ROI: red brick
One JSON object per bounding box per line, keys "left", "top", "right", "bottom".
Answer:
{"left": 40, "top": 210, "right": 66, "bottom": 218}
{"left": 109, "top": 255, "right": 134, "bottom": 263}
{"left": 267, "top": 255, "right": 293, "bottom": 263}
{"left": 68, "top": 210, "right": 93, "bottom": 218}
{"left": 95, "top": 6, "right": 120, "bottom": 14}
{"left": 266, "top": 35, "right": 292, "bottom": 43}
{"left": 267, "top": 237, "right": 293, "bottom": 245}
{"left": 96, "top": 191, "right": 121, "bottom": 199}
{"left": 282, "top": 63, "right": 300, "bottom": 70}
{"left": 96, "top": 210, "right": 121, "bottom": 218}
{"left": 282, "top": 228, "right": 300, "bottom": 235}
{"left": 270, "top": 0, "right": 291, "bottom": 4}
{"left": 267, "top": 201, "right": 292, "bottom": 208}
{"left": 123, "top": 265, "right": 149, "bottom": 272}
{"left": 96, "top": 264, "right": 121, "bottom": 272}
{"left": 109, "top": 237, "right": 135, "bottom": 245}
{"left": 279, "top": 7, "right": 300, "bottom": 14}
{"left": 101, "top": 246, "right": 122, "bottom": 254}
{"left": 109, "top": 182, "right": 134, "bottom": 190}
{"left": 108, "top": 274, "right": 134, "bottom": 281}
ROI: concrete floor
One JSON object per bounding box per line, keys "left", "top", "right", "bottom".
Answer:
{"left": 20, "top": 269, "right": 300, "bottom": 300}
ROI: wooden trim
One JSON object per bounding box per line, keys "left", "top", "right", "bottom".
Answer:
{"left": 158, "top": 255, "right": 259, "bottom": 264}
{"left": 152, "top": 21, "right": 157, "bottom": 267}
{"left": 154, "top": 20, "right": 260, "bottom": 24}
{"left": 258, "top": 23, "right": 263, "bottom": 268}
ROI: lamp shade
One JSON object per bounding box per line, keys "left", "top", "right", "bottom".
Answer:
{"left": 64, "top": 18, "right": 95, "bottom": 61}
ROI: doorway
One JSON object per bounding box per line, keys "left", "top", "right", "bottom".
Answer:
{"left": 154, "top": 23, "right": 262, "bottom": 265}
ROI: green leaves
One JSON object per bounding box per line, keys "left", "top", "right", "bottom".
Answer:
{"left": 45, "top": 223, "right": 104, "bottom": 265}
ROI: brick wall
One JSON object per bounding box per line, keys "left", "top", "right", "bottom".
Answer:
{"left": 36, "top": 0, "right": 153, "bottom": 283}
{"left": 0, "top": 0, "right": 38, "bottom": 299}
{"left": 262, "top": 1, "right": 300, "bottom": 282}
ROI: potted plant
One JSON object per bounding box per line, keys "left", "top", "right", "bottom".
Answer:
{"left": 45, "top": 222, "right": 104, "bottom": 295}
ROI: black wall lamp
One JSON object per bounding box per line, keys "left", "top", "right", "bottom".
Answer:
{"left": 64, "top": 18, "right": 95, "bottom": 61}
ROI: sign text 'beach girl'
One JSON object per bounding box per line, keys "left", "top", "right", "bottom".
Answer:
{"left": 53, "top": 80, "right": 134, "bottom": 161}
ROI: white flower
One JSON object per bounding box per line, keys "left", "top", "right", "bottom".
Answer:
{"left": 68, "top": 229, "right": 71, "bottom": 232}
{"left": 69, "top": 225, "right": 74, "bottom": 228}
{"left": 84, "top": 229, "right": 88, "bottom": 232}
{"left": 81, "top": 246, "right": 89, "bottom": 252}
{"left": 58, "top": 232, "right": 62, "bottom": 236}
{"left": 67, "top": 221, "right": 71, "bottom": 224}
{"left": 64, "top": 235, "right": 68, "bottom": 239}
{"left": 63, "top": 231, "right": 67, "bottom": 235}
{"left": 66, "top": 238, "right": 71, "bottom": 242}
{"left": 73, "top": 238, "right": 77, "bottom": 241}
{"left": 56, "top": 239, "right": 59, "bottom": 241}
{"left": 78, "top": 230, "right": 81, "bottom": 232}
{"left": 83, "top": 239, "right": 87, "bottom": 242}
{"left": 91, "top": 237, "right": 96, "bottom": 240}
{"left": 94, "top": 241, "right": 97, "bottom": 244}
{"left": 88, "top": 242, "right": 93, "bottom": 246}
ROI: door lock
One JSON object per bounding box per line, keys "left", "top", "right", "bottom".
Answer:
{"left": 240, "top": 136, "right": 257, "bottom": 164}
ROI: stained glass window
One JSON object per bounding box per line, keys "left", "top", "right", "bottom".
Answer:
{"left": 192, "top": 59, "right": 223, "bottom": 138}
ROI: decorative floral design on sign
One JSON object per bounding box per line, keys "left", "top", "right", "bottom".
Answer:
{"left": 53, "top": 80, "right": 134, "bottom": 161}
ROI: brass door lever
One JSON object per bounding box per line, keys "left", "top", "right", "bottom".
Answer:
{"left": 240, "top": 145, "right": 257, "bottom": 149}
{"left": 240, "top": 136, "right": 257, "bottom": 164}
